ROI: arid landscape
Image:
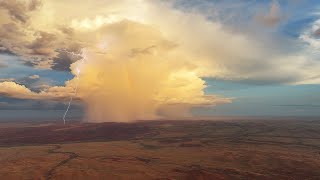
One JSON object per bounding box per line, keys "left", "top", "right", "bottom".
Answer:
{"left": 0, "top": 118, "right": 319, "bottom": 180}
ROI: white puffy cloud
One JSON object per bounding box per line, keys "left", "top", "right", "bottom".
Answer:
{"left": 0, "top": 81, "right": 74, "bottom": 100}
{"left": 28, "top": 74, "right": 39, "bottom": 79}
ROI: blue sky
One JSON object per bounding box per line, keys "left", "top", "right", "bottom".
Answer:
{"left": 1, "top": 0, "right": 320, "bottom": 120}
{"left": 0, "top": 55, "right": 72, "bottom": 87}
{"left": 202, "top": 79, "right": 320, "bottom": 116}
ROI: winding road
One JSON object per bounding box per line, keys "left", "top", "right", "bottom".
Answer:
{"left": 45, "top": 145, "right": 79, "bottom": 180}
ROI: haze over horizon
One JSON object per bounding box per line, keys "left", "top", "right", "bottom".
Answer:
{"left": 1, "top": 0, "right": 320, "bottom": 122}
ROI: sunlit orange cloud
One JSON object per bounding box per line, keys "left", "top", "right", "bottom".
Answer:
{"left": 2, "top": 0, "right": 320, "bottom": 121}
{"left": 69, "top": 21, "right": 232, "bottom": 122}
{"left": 0, "top": 81, "right": 75, "bottom": 100}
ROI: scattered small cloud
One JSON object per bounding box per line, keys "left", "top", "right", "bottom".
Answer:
{"left": 28, "top": 74, "right": 40, "bottom": 79}
{"left": 256, "top": 0, "right": 283, "bottom": 27}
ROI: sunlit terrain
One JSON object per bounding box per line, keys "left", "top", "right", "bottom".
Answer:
{"left": 0, "top": 118, "right": 320, "bottom": 179}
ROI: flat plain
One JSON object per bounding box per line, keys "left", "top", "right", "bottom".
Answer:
{"left": 0, "top": 118, "right": 320, "bottom": 179}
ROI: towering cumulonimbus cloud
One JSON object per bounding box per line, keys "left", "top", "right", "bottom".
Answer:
{"left": 71, "top": 21, "right": 231, "bottom": 122}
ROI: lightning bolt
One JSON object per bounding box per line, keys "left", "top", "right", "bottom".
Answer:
{"left": 63, "top": 49, "right": 86, "bottom": 125}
